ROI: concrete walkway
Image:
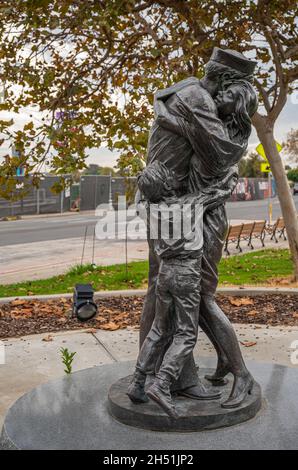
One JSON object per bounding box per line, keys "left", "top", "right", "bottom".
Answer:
{"left": 1, "top": 323, "right": 297, "bottom": 430}
{"left": 0, "top": 234, "right": 288, "bottom": 285}
{"left": 0, "top": 237, "right": 148, "bottom": 284}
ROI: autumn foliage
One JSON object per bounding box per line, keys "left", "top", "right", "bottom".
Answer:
{"left": 0, "top": 0, "right": 296, "bottom": 197}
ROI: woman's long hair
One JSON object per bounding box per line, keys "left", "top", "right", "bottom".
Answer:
{"left": 221, "top": 79, "right": 258, "bottom": 146}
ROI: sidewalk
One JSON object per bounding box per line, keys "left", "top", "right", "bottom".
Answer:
{"left": 1, "top": 323, "right": 297, "bottom": 429}
{"left": 0, "top": 234, "right": 288, "bottom": 285}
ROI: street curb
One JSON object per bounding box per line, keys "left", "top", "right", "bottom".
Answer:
{"left": 0, "top": 286, "right": 297, "bottom": 304}
{"left": 217, "top": 286, "right": 298, "bottom": 296}
{"left": 0, "top": 289, "right": 147, "bottom": 304}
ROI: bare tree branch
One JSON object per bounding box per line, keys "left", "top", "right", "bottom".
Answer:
{"left": 254, "top": 78, "right": 271, "bottom": 113}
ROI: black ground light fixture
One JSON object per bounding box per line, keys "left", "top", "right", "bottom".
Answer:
{"left": 73, "top": 284, "right": 98, "bottom": 322}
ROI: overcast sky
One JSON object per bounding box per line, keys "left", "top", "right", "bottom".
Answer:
{"left": 1, "top": 91, "right": 297, "bottom": 169}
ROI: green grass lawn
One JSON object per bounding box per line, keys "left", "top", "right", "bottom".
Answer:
{"left": 218, "top": 248, "right": 293, "bottom": 285}
{"left": 0, "top": 249, "right": 294, "bottom": 298}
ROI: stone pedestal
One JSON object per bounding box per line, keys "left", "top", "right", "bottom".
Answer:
{"left": 1, "top": 359, "right": 298, "bottom": 450}
{"left": 108, "top": 373, "right": 262, "bottom": 432}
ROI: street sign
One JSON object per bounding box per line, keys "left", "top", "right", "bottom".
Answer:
{"left": 257, "top": 154, "right": 274, "bottom": 224}
{"left": 260, "top": 162, "right": 271, "bottom": 173}
{"left": 12, "top": 145, "right": 25, "bottom": 177}
{"left": 256, "top": 141, "right": 282, "bottom": 162}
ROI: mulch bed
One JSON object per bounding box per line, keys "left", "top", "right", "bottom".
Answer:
{"left": 0, "top": 294, "right": 298, "bottom": 339}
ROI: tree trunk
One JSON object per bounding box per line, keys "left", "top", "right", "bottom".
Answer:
{"left": 254, "top": 115, "right": 298, "bottom": 280}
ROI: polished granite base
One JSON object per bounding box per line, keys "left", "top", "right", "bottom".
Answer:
{"left": 1, "top": 359, "right": 298, "bottom": 450}
{"left": 108, "top": 373, "right": 262, "bottom": 432}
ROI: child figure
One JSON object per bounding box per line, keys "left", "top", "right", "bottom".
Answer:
{"left": 127, "top": 160, "right": 226, "bottom": 418}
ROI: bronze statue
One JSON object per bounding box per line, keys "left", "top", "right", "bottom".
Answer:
{"left": 129, "top": 48, "right": 259, "bottom": 418}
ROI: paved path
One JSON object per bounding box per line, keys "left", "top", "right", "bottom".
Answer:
{"left": 1, "top": 324, "right": 297, "bottom": 429}
{"left": 0, "top": 237, "right": 148, "bottom": 284}
{"left": 0, "top": 232, "right": 288, "bottom": 285}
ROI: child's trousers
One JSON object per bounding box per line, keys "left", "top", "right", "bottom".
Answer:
{"left": 136, "top": 254, "right": 202, "bottom": 383}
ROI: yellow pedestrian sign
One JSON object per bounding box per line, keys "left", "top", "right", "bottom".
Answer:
{"left": 260, "top": 162, "right": 271, "bottom": 173}
{"left": 256, "top": 141, "right": 282, "bottom": 162}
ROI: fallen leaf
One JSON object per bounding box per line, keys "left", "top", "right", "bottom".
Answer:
{"left": 240, "top": 341, "right": 257, "bottom": 347}
{"left": 57, "top": 317, "right": 67, "bottom": 323}
{"left": 11, "top": 308, "right": 32, "bottom": 319}
{"left": 42, "top": 335, "right": 53, "bottom": 342}
{"left": 101, "top": 308, "right": 115, "bottom": 315}
{"left": 100, "top": 322, "right": 120, "bottom": 331}
{"left": 10, "top": 299, "right": 26, "bottom": 306}
{"left": 85, "top": 328, "right": 98, "bottom": 334}
{"left": 247, "top": 310, "right": 258, "bottom": 317}
{"left": 114, "top": 313, "right": 129, "bottom": 321}
{"left": 229, "top": 297, "right": 254, "bottom": 307}
{"left": 292, "top": 312, "right": 298, "bottom": 318}
{"left": 95, "top": 316, "right": 108, "bottom": 322}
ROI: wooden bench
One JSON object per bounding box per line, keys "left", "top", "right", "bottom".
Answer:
{"left": 224, "top": 220, "right": 266, "bottom": 255}
{"left": 239, "top": 222, "right": 255, "bottom": 250}
{"left": 247, "top": 220, "right": 266, "bottom": 249}
{"left": 267, "top": 217, "right": 287, "bottom": 242}
{"left": 224, "top": 223, "right": 243, "bottom": 255}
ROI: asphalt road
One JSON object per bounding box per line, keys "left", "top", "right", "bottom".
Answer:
{"left": 0, "top": 196, "right": 298, "bottom": 247}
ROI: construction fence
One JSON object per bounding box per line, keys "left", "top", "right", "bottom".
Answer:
{"left": 0, "top": 175, "right": 138, "bottom": 218}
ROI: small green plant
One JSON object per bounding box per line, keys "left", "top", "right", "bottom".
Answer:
{"left": 60, "top": 347, "right": 76, "bottom": 374}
